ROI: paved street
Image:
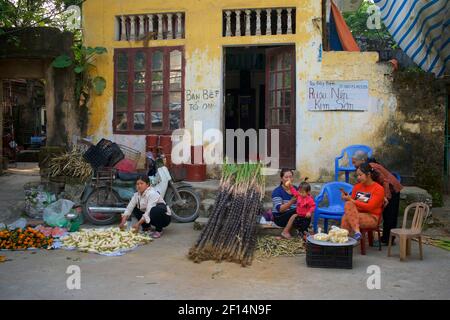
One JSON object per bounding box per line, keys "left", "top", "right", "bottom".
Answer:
{"left": 0, "top": 170, "right": 449, "bottom": 300}
{"left": 1, "top": 222, "right": 449, "bottom": 300}
{"left": 0, "top": 165, "right": 40, "bottom": 224}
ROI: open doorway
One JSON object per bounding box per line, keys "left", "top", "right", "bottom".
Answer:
{"left": 223, "top": 45, "right": 296, "bottom": 168}
{"left": 2, "top": 79, "right": 46, "bottom": 164}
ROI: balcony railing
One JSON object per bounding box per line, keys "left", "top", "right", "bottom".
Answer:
{"left": 116, "top": 12, "right": 185, "bottom": 41}
{"left": 223, "top": 8, "right": 296, "bottom": 37}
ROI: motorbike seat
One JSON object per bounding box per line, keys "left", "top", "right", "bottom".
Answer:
{"left": 116, "top": 172, "right": 142, "bottom": 181}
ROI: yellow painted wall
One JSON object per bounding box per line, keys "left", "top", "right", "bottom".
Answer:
{"left": 301, "top": 52, "right": 396, "bottom": 180}
{"left": 83, "top": 0, "right": 397, "bottom": 179}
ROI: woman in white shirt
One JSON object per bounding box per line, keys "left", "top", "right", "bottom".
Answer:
{"left": 118, "top": 175, "right": 171, "bottom": 238}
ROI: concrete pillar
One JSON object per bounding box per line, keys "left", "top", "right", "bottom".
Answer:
{"left": 157, "top": 14, "right": 163, "bottom": 39}
{"left": 167, "top": 13, "right": 173, "bottom": 39}
{"left": 130, "top": 16, "right": 136, "bottom": 40}
{"left": 255, "top": 9, "right": 261, "bottom": 36}
{"left": 175, "top": 13, "right": 183, "bottom": 38}
{"left": 44, "top": 60, "right": 79, "bottom": 147}
{"left": 245, "top": 10, "right": 251, "bottom": 36}
{"left": 235, "top": 10, "right": 241, "bottom": 36}
{"left": 225, "top": 11, "right": 232, "bottom": 37}
{"left": 266, "top": 9, "right": 272, "bottom": 35}
{"left": 121, "top": 16, "right": 126, "bottom": 41}
{"left": 287, "top": 8, "right": 293, "bottom": 34}
{"left": 276, "top": 9, "right": 282, "bottom": 35}
{"left": 44, "top": 63, "right": 58, "bottom": 146}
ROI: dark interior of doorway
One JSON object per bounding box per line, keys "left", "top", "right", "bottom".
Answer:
{"left": 224, "top": 45, "right": 278, "bottom": 162}
{"left": 2, "top": 79, "right": 47, "bottom": 163}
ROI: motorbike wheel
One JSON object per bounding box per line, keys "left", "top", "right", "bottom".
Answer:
{"left": 83, "top": 187, "right": 121, "bottom": 225}
{"left": 165, "top": 187, "right": 200, "bottom": 223}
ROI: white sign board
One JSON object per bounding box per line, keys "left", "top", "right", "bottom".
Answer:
{"left": 307, "top": 80, "right": 369, "bottom": 111}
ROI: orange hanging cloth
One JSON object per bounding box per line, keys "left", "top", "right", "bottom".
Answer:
{"left": 331, "top": 0, "right": 360, "bottom": 52}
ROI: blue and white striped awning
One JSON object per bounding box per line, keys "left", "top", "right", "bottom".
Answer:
{"left": 374, "top": 0, "right": 449, "bottom": 77}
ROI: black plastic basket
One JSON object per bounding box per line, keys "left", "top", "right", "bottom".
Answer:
{"left": 96, "top": 138, "right": 113, "bottom": 150}
{"left": 83, "top": 145, "right": 110, "bottom": 171}
{"left": 106, "top": 143, "right": 125, "bottom": 167}
{"left": 83, "top": 139, "right": 125, "bottom": 170}
{"left": 306, "top": 241, "right": 353, "bottom": 269}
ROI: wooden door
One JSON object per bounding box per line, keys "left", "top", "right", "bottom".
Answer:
{"left": 266, "top": 46, "right": 296, "bottom": 169}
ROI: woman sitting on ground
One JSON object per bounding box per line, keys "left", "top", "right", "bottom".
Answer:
{"left": 271, "top": 169, "right": 301, "bottom": 238}
{"left": 341, "top": 163, "right": 385, "bottom": 241}
{"left": 118, "top": 175, "right": 171, "bottom": 238}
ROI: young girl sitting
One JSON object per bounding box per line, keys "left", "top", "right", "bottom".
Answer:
{"left": 282, "top": 178, "right": 316, "bottom": 239}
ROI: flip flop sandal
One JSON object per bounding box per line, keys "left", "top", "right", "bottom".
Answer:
{"left": 150, "top": 231, "right": 162, "bottom": 239}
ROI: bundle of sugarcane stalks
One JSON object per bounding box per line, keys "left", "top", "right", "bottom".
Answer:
{"left": 188, "top": 162, "right": 265, "bottom": 267}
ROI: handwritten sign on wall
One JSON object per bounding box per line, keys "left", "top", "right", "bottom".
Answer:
{"left": 307, "top": 80, "right": 369, "bottom": 111}
{"left": 186, "top": 89, "right": 220, "bottom": 111}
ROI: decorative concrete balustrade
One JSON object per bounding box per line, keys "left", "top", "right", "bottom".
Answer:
{"left": 223, "top": 8, "right": 296, "bottom": 37}
{"left": 116, "top": 12, "right": 185, "bottom": 41}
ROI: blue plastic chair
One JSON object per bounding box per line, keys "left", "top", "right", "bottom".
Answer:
{"left": 313, "top": 182, "right": 353, "bottom": 233}
{"left": 335, "top": 145, "right": 373, "bottom": 182}
{"left": 391, "top": 171, "right": 401, "bottom": 183}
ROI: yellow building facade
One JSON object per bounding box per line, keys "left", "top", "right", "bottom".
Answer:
{"left": 83, "top": 0, "right": 396, "bottom": 180}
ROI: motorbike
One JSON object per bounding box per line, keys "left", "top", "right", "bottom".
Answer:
{"left": 81, "top": 164, "right": 201, "bottom": 225}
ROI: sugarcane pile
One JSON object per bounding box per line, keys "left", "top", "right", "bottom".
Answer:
{"left": 48, "top": 148, "right": 93, "bottom": 182}
{"left": 256, "top": 236, "right": 305, "bottom": 259}
{"left": 188, "top": 163, "right": 265, "bottom": 267}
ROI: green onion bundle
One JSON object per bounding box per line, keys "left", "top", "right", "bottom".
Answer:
{"left": 188, "top": 162, "right": 265, "bottom": 267}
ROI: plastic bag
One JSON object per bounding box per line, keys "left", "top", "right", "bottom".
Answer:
{"left": 328, "top": 226, "right": 349, "bottom": 243}
{"left": 34, "top": 225, "right": 68, "bottom": 238}
{"left": 115, "top": 158, "right": 137, "bottom": 173}
{"left": 263, "top": 209, "right": 273, "bottom": 222}
{"left": 65, "top": 210, "right": 84, "bottom": 232}
{"left": 43, "top": 199, "right": 75, "bottom": 228}
{"left": 6, "top": 218, "right": 27, "bottom": 230}
{"left": 24, "top": 187, "right": 57, "bottom": 219}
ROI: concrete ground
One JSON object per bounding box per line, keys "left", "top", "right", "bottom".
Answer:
{"left": 0, "top": 163, "right": 40, "bottom": 224}
{"left": 0, "top": 167, "right": 449, "bottom": 300}
{"left": 1, "top": 223, "right": 449, "bottom": 300}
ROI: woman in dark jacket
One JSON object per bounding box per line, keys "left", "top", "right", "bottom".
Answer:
{"left": 271, "top": 168, "right": 301, "bottom": 238}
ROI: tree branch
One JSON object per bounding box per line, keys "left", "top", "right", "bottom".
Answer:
{"left": 0, "top": 0, "right": 85, "bottom": 35}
